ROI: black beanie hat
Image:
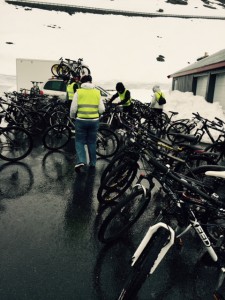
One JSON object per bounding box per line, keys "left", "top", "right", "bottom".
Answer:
{"left": 116, "top": 82, "right": 125, "bottom": 92}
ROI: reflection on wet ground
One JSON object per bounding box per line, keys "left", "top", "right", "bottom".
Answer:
{"left": 0, "top": 138, "right": 224, "bottom": 299}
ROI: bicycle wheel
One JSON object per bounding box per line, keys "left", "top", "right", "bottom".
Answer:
{"left": 98, "top": 187, "right": 150, "bottom": 243}
{"left": 96, "top": 127, "right": 120, "bottom": 158}
{"left": 42, "top": 124, "right": 71, "bottom": 150}
{"left": 166, "top": 122, "right": 190, "bottom": 144}
{"left": 51, "top": 64, "right": 60, "bottom": 76}
{"left": 0, "top": 126, "right": 33, "bottom": 162}
{"left": 97, "top": 160, "right": 138, "bottom": 205}
{"left": 49, "top": 110, "right": 70, "bottom": 126}
{"left": 100, "top": 148, "right": 139, "bottom": 183}
{"left": 74, "top": 66, "right": 90, "bottom": 77}
{"left": 117, "top": 227, "right": 171, "bottom": 300}
{"left": 57, "top": 64, "right": 70, "bottom": 76}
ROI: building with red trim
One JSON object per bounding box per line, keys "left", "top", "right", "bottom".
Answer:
{"left": 168, "top": 49, "right": 225, "bottom": 110}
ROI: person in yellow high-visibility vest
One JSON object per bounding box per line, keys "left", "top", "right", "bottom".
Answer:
{"left": 150, "top": 85, "right": 165, "bottom": 115}
{"left": 70, "top": 75, "right": 105, "bottom": 173}
{"left": 66, "top": 75, "right": 81, "bottom": 109}
{"left": 109, "top": 82, "right": 133, "bottom": 114}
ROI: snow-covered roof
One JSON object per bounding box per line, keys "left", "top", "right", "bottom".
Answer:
{"left": 168, "top": 48, "right": 225, "bottom": 78}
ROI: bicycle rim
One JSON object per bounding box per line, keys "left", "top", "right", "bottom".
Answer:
{"left": 97, "top": 160, "right": 138, "bottom": 204}
{"left": 51, "top": 64, "right": 59, "bottom": 76}
{"left": 96, "top": 127, "right": 119, "bottom": 158}
{"left": 42, "top": 124, "right": 71, "bottom": 150}
{"left": 166, "top": 122, "right": 190, "bottom": 144}
{"left": 0, "top": 126, "right": 33, "bottom": 161}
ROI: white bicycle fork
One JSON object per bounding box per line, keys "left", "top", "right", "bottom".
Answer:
{"left": 131, "top": 222, "right": 175, "bottom": 274}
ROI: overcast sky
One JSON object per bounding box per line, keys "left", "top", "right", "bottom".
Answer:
{"left": 0, "top": 0, "right": 225, "bottom": 86}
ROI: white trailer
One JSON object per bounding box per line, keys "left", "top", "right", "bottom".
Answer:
{"left": 16, "top": 58, "right": 59, "bottom": 92}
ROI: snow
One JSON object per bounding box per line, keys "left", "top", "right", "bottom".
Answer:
{"left": 0, "top": 0, "right": 225, "bottom": 142}
{"left": 1, "top": 0, "right": 225, "bottom": 85}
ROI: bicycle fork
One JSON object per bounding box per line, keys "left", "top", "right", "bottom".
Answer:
{"left": 131, "top": 222, "right": 175, "bottom": 274}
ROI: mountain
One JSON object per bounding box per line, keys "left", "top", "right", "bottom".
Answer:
{"left": 1, "top": 0, "right": 225, "bottom": 87}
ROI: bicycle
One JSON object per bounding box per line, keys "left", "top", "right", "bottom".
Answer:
{"left": 115, "top": 156, "right": 225, "bottom": 299}
{"left": 42, "top": 116, "right": 120, "bottom": 159}
{"left": 51, "top": 57, "right": 90, "bottom": 78}
{"left": 167, "top": 112, "right": 225, "bottom": 146}
{"left": 30, "top": 81, "right": 43, "bottom": 96}
{"left": 165, "top": 111, "right": 199, "bottom": 142}
{"left": 0, "top": 115, "right": 33, "bottom": 162}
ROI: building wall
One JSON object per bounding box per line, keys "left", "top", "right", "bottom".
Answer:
{"left": 172, "top": 68, "right": 225, "bottom": 111}
{"left": 213, "top": 73, "right": 225, "bottom": 110}
{"left": 196, "top": 75, "right": 208, "bottom": 98}
{"left": 172, "top": 75, "right": 194, "bottom": 92}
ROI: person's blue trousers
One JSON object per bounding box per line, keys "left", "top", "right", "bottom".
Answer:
{"left": 75, "top": 118, "right": 99, "bottom": 166}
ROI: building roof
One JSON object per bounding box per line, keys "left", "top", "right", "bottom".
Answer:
{"left": 168, "top": 48, "right": 225, "bottom": 78}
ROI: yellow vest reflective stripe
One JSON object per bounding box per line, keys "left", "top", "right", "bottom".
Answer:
{"left": 67, "top": 82, "right": 76, "bottom": 100}
{"left": 118, "top": 89, "right": 132, "bottom": 106}
{"left": 77, "top": 88, "right": 101, "bottom": 119}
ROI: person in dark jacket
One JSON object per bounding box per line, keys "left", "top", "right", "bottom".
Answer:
{"left": 109, "top": 82, "right": 133, "bottom": 114}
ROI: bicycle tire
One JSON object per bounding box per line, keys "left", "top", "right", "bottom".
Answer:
{"left": 97, "top": 160, "right": 138, "bottom": 205}
{"left": 49, "top": 110, "right": 70, "bottom": 127}
{"left": 117, "top": 227, "right": 171, "bottom": 300}
{"left": 166, "top": 122, "right": 190, "bottom": 144}
{"left": 51, "top": 64, "right": 60, "bottom": 76}
{"left": 98, "top": 187, "right": 150, "bottom": 243}
{"left": 0, "top": 126, "right": 33, "bottom": 162}
{"left": 100, "top": 148, "right": 139, "bottom": 183}
{"left": 42, "top": 124, "right": 71, "bottom": 150}
{"left": 72, "top": 66, "right": 90, "bottom": 77}
{"left": 57, "top": 64, "right": 70, "bottom": 76}
{"left": 96, "top": 127, "right": 120, "bottom": 158}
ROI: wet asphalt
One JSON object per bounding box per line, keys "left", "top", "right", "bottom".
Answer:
{"left": 0, "top": 136, "right": 224, "bottom": 300}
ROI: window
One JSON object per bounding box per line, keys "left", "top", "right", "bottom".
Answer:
{"left": 44, "top": 80, "right": 67, "bottom": 92}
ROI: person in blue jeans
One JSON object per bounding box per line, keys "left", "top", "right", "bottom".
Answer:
{"left": 70, "top": 75, "right": 105, "bottom": 173}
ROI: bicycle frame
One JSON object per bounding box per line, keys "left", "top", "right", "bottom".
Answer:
{"left": 194, "top": 116, "right": 225, "bottom": 144}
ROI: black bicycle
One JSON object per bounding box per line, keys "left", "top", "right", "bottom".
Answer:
{"left": 115, "top": 156, "right": 225, "bottom": 300}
